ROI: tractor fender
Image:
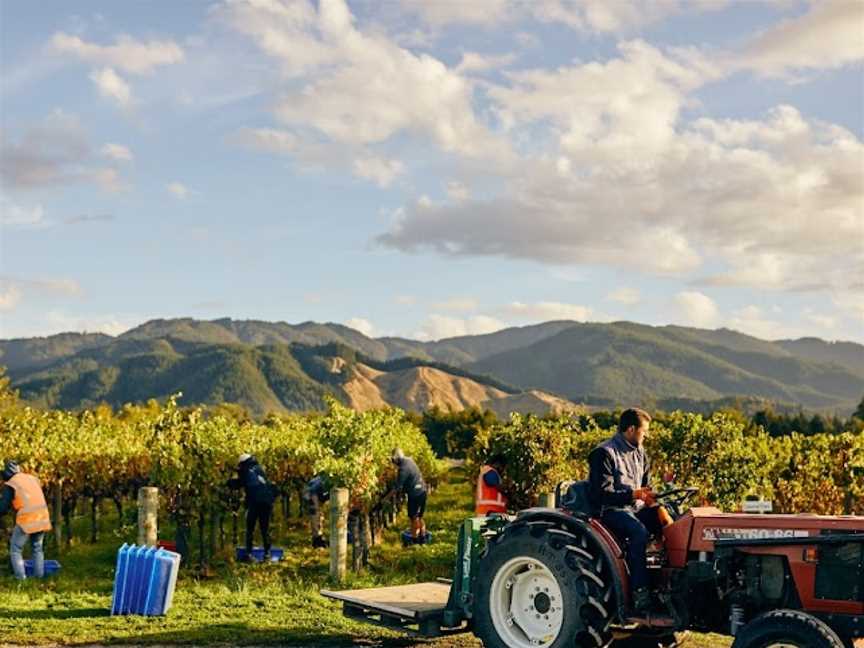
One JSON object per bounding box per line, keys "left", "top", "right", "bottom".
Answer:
{"left": 514, "top": 508, "right": 629, "bottom": 621}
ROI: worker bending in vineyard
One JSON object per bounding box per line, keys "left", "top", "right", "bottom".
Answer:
{"left": 388, "top": 448, "right": 427, "bottom": 541}
{"left": 0, "top": 460, "right": 52, "bottom": 579}
{"left": 302, "top": 475, "right": 330, "bottom": 549}
{"left": 588, "top": 408, "right": 664, "bottom": 614}
{"left": 227, "top": 454, "right": 277, "bottom": 561}
{"left": 475, "top": 453, "right": 508, "bottom": 515}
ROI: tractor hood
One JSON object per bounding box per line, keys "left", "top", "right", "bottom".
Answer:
{"left": 663, "top": 507, "right": 864, "bottom": 567}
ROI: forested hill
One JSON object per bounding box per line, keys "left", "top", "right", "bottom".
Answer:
{"left": 2, "top": 317, "right": 862, "bottom": 415}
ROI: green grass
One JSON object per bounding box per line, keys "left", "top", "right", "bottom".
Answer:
{"left": 0, "top": 467, "right": 734, "bottom": 646}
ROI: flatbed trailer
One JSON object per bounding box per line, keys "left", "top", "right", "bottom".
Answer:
{"left": 321, "top": 580, "right": 469, "bottom": 637}
{"left": 321, "top": 517, "right": 490, "bottom": 637}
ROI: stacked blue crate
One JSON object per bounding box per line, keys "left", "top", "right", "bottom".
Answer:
{"left": 111, "top": 544, "right": 181, "bottom": 616}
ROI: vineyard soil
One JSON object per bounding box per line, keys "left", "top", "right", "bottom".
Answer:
{"left": 1, "top": 464, "right": 843, "bottom": 648}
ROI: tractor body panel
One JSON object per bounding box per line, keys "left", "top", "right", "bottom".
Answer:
{"left": 688, "top": 509, "right": 864, "bottom": 553}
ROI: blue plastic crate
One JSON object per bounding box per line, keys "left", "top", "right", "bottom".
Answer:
{"left": 111, "top": 544, "right": 181, "bottom": 616}
{"left": 111, "top": 543, "right": 130, "bottom": 615}
{"left": 23, "top": 559, "right": 61, "bottom": 577}
{"left": 401, "top": 530, "right": 433, "bottom": 546}
{"left": 144, "top": 549, "right": 180, "bottom": 615}
{"left": 235, "top": 546, "right": 284, "bottom": 562}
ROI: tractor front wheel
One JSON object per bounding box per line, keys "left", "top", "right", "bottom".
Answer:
{"left": 732, "top": 609, "right": 846, "bottom": 648}
{"left": 473, "top": 519, "right": 614, "bottom": 648}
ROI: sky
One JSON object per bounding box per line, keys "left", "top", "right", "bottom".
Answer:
{"left": 1, "top": 0, "right": 862, "bottom": 343}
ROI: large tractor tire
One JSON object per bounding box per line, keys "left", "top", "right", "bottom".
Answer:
{"left": 473, "top": 519, "right": 615, "bottom": 648}
{"left": 731, "top": 609, "right": 846, "bottom": 648}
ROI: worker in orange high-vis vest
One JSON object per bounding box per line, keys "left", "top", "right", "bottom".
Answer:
{"left": 0, "top": 460, "right": 52, "bottom": 579}
{"left": 475, "top": 453, "right": 508, "bottom": 515}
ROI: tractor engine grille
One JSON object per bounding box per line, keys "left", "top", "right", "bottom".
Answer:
{"left": 815, "top": 541, "right": 864, "bottom": 602}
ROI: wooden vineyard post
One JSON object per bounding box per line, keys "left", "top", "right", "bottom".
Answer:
{"left": 330, "top": 488, "right": 349, "bottom": 582}
{"left": 539, "top": 492, "right": 555, "bottom": 508}
{"left": 137, "top": 487, "right": 159, "bottom": 547}
{"left": 53, "top": 480, "right": 62, "bottom": 552}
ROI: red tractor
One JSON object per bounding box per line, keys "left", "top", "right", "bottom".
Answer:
{"left": 323, "top": 481, "right": 863, "bottom": 648}
{"left": 470, "top": 481, "right": 863, "bottom": 647}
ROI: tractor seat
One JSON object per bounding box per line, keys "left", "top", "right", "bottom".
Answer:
{"left": 556, "top": 480, "right": 598, "bottom": 518}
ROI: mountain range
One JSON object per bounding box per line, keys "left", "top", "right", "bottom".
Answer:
{"left": 2, "top": 317, "right": 862, "bottom": 416}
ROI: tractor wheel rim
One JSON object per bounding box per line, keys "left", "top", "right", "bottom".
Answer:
{"left": 765, "top": 644, "right": 801, "bottom": 648}
{"left": 490, "top": 556, "right": 564, "bottom": 648}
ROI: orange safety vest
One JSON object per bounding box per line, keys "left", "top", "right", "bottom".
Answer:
{"left": 476, "top": 465, "right": 507, "bottom": 515}
{"left": 7, "top": 473, "right": 52, "bottom": 534}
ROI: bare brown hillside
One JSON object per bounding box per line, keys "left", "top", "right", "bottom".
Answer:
{"left": 483, "top": 389, "right": 583, "bottom": 419}
{"left": 343, "top": 362, "right": 580, "bottom": 416}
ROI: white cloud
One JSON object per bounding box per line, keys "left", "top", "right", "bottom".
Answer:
{"left": 232, "top": 127, "right": 405, "bottom": 187}
{"left": 432, "top": 297, "right": 479, "bottom": 312}
{"left": 0, "top": 285, "right": 22, "bottom": 311}
{"left": 741, "top": 1, "right": 864, "bottom": 78}
{"left": 231, "top": 127, "right": 298, "bottom": 154}
{"left": 529, "top": 0, "right": 689, "bottom": 34}
{"left": 33, "top": 278, "right": 83, "bottom": 297}
{"left": 727, "top": 305, "right": 805, "bottom": 341}
{"left": 100, "top": 143, "right": 133, "bottom": 162}
{"left": 91, "top": 167, "right": 126, "bottom": 192}
{"left": 345, "top": 317, "right": 375, "bottom": 337}
{"left": 0, "top": 110, "right": 126, "bottom": 191}
{"left": 220, "top": 0, "right": 508, "bottom": 160}
{"left": 398, "top": 0, "right": 514, "bottom": 26}
{"left": 39, "top": 311, "right": 136, "bottom": 337}
{"left": 455, "top": 51, "right": 517, "bottom": 74}
{"left": 1, "top": 195, "right": 45, "bottom": 228}
{"left": 548, "top": 268, "right": 587, "bottom": 283}
{"left": 0, "top": 276, "right": 83, "bottom": 317}
{"left": 490, "top": 40, "right": 716, "bottom": 159}
{"left": 400, "top": 0, "right": 728, "bottom": 34}
{"left": 673, "top": 291, "right": 719, "bottom": 328}
{"left": 417, "top": 314, "right": 507, "bottom": 340}
{"left": 832, "top": 288, "right": 864, "bottom": 323}
{"left": 607, "top": 287, "right": 641, "bottom": 305}
{"left": 351, "top": 156, "right": 405, "bottom": 187}
{"left": 503, "top": 301, "right": 594, "bottom": 322}
{"left": 89, "top": 67, "right": 131, "bottom": 107}
{"left": 445, "top": 181, "right": 470, "bottom": 201}
{"left": 50, "top": 32, "right": 184, "bottom": 75}
{"left": 380, "top": 193, "right": 702, "bottom": 275}
{"left": 0, "top": 276, "right": 83, "bottom": 297}
{"left": 166, "top": 182, "right": 190, "bottom": 199}
{"left": 804, "top": 310, "right": 836, "bottom": 331}
{"left": 381, "top": 73, "right": 863, "bottom": 295}
{"left": 63, "top": 213, "right": 114, "bottom": 226}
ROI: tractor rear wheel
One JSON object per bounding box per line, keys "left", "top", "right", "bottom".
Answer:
{"left": 731, "top": 609, "right": 846, "bottom": 648}
{"left": 473, "top": 519, "right": 615, "bottom": 648}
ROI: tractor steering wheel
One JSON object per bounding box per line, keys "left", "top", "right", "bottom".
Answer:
{"left": 653, "top": 487, "right": 699, "bottom": 519}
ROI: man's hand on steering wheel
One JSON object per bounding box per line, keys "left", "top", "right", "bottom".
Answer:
{"left": 653, "top": 487, "right": 699, "bottom": 518}
{"left": 633, "top": 487, "right": 656, "bottom": 506}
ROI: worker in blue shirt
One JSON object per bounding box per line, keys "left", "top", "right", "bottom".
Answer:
{"left": 227, "top": 454, "right": 276, "bottom": 561}
{"left": 388, "top": 448, "right": 427, "bottom": 540}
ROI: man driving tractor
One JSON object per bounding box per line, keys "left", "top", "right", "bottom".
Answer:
{"left": 588, "top": 407, "right": 671, "bottom": 614}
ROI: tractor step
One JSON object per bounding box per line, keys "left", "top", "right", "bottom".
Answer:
{"left": 320, "top": 581, "right": 468, "bottom": 637}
